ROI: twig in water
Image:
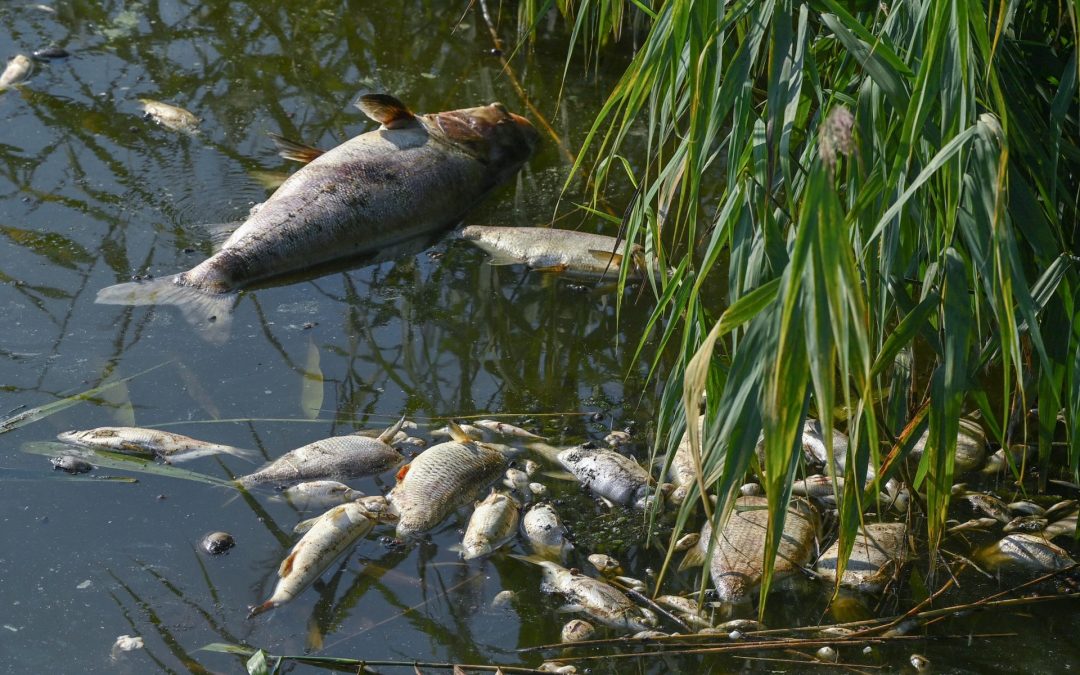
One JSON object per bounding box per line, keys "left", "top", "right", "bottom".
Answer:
{"left": 607, "top": 578, "right": 692, "bottom": 633}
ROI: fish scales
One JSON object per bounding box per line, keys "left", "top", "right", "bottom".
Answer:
{"left": 389, "top": 439, "right": 506, "bottom": 538}
{"left": 701, "top": 496, "right": 819, "bottom": 603}
{"left": 557, "top": 445, "right": 653, "bottom": 507}
{"left": 537, "top": 560, "right": 657, "bottom": 632}
{"left": 239, "top": 435, "right": 402, "bottom": 487}
{"left": 815, "top": 522, "right": 908, "bottom": 594}
{"left": 57, "top": 426, "right": 253, "bottom": 463}
{"left": 96, "top": 97, "right": 537, "bottom": 343}
{"left": 460, "top": 225, "right": 651, "bottom": 280}
{"left": 461, "top": 491, "right": 520, "bottom": 559}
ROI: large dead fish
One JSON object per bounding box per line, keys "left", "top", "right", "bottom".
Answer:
{"left": 557, "top": 444, "right": 657, "bottom": 509}
{"left": 57, "top": 426, "right": 255, "bottom": 463}
{"left": 978, "top": 533, "right": 1076, "bottom": 571}
{"left": 459, "top": 225, "right": 656, "bottom": 280}
{"left": 815, "top": 522, "right": 908, "bottom": 594}
{"left": 388, "top": 423, "right": 507, "bottom": 538}
{"left": 237, "top": 418, "right": 405, "bottom": 487}
{"left": 96, "top": 94, "right": 538, "bottom": 343}
{"left": 248, "top": 496, "right": 396, "bottom": 617}
{"left": 681, "top": 496, "right": 819, "bottom": 603}
{"left": 909, "top": 416, "right": 986, "bottom": 474}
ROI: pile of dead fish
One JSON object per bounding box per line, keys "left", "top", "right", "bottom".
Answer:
{"left": 45, "top": 411, "right": 1079, "bottom": 668}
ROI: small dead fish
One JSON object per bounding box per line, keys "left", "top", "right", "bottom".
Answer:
{"left": 910, "top": 416, "right": 986, "bottom": 475}
{"left": 139, "top": 98, "right": 200, "bottom": 133}
{"left": 614, "top": 575, "right": 647, "bottom": 593}
{"left": 1008, "top": 501, "right": 1045, "bottom": 517}
{"left": 529, "top": 482, "right": 548, "bottom": 497}
{"left": 815, "top": 522, "right": 908, "bottom": 594}
{"left": 655, "top": 595, "right": 710, "bottom": 627}
{"left": 1044, "top": 512, "right": 1078, "bottom": 539}
{"left": 522, "top": 502, "right": 569, "bottom": 560}
{"left": 239, "top": 419, "right": 405, "bottom": 487}
{"left": 674, "top": 533, "right": 700, "bottom": 552}
{"left": 459, "top": 225, "right": 659, "bottom": 281}
{"left": 558, "top": 445, "right": 656, "bottom": 508}
{"left": 58, "top": 426, "right": 255, "bottom": 463}
{"left": 0, "top": 54, "right": 32, "bottom": 89}
{"left": 605, "top": 430, "right": 632, "bottom": 448}
{"left": 473, "top": 419, "right": 546, "bottom": 441}
{"left": 503, "top": 467, "right": 530, "bottom": 494}
{"left": 561, "top": 618, "right": 595, "bottom": 643}
{"left": 739, "top": 483, "right": 763, "bottom": 497}
{"left": 388, "top": 423, "right": 507, "bottom": 538}
{"left": 587, "top": 553, "right": 622, "bottom": 577}
{"left": 280, "top": 481, "right": 365, "bottom": 511}
{"left": 1045, "top": 500, "right": 1078, "bottom": 521}
{"left": 249, "top": 496, "right": 396, "bottom": 617}
{"left": 523, "top": 459, "right": 541, "bottom": 477}
{"left": 884, "top": 477, "right": 910, "bottom": 514}
{"left": 792, "top": 474, "right": 844, "bottom": 498}
{"left": 491, "top": 589, "right": 517, "bottom": 609}
{"left": 946, "top": 517, "right": 999, "bottom": 535}
{"left": 980, "top": 533, "right": 1076, "bottom": 571}
{"left": 1003, "top": 516, "right": 1048, "bottom": 534}
{"left": 965, "top": 492, "right": 1012, "bottom": 523}
{"left": 982, "top": 444, "right": 1036, "bottom": 474}
{"left": 460, "top": 491, "right": 520, "bottom": 559}
{"left": 668, "top": 415, "right": 703, "bottom": 505}
{"left": 51, "top": 455, "right": 92, "bottom": 474}
{"left": 715, "top": 618, "right": 764, "bottom": 632}
{"left": 532, "top": 559, "right": 658, "bottom": 632}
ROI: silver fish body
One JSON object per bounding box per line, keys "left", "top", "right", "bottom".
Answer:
{"left": 982, "top": 533, "right": 1076, "bottom": 571}
{"left": 57, "top": 426, "right": 254, "bottom": 463}
{"left": 249, "top": 496, "right": 396, "bottom": 617}
{"left": 461, "top": 491, "right": 520, "bottom": 559}
{"left": 815, "top": 522, "right": 908, "bottom": 594}
{"left": 460, "top": 225, "right": 655, "bottom": 280}
{"left": 668, "top": 415, "right": 703, "bottom": 505}
{"left": 97, "top": 96, "right": 538, "bottom": 343}
{"left": 239, "top": 434, "right": 402, "bottom": 487}
{"left": 536, "top": 560, "right": 658, "bottom": 633}
{"left": 521, "top": 502, "right": 569, "bottom": 560}
{"left": 0, "top": 54, "right": 32, "bottom": 89}
{"left": 281, "top": 480, "right": 365, "bottom": 511}
{"left": 388, "top": 438, "right": 506, "bottom": 538}
{"left": 139, "top": 99, "right": 199, "bottom": 133}
{"left": 910, "top": 417, "right": 986, "bottom": 475}
{"left": 557, "top": 445, "right": 654, "bottom": 508}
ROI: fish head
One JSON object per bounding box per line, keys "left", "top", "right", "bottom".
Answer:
{"left": 427, "top": 102, "right": 538, "bottom": 170}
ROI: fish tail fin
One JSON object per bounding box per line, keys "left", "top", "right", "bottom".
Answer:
{"left": 378, "top": 414, "right": 408, "bottom": 444}
{"left": 221, "top": 445, "right": 259, "bottom": 462}
{"left": 509, "top": 553, "right": 547, "bottom": 566}
{"left": 247, "top": 601, "right": 276, "bottom": 619}
{"left": 267, "top": 132, "right": 325, "bottom": 164}
{"left": 678, "top": 545, "right": 706, "bottom": 572}
{"left": 95, "top": 275, "right": 237, "bottom": 345}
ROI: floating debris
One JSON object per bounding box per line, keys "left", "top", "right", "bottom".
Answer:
{"left": 51, "top": 455, "right": 92, "bottom": 474}
{"left": 560, "top": 618, "right": 594, "bottom": 643}
{"left": 201, "top": 531, "right": 235, "bottom": 555}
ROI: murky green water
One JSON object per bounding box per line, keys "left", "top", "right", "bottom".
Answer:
{"left": 1, "top": 2, "right": 1078, "bottom": 673}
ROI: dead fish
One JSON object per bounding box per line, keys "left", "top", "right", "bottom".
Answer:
{"left": 531, "top": 558, "right": 658, "bottom": 632}
{"left": 1003, "top": 516, "right": 1048, "bottom": 534}
{"left": 680, "top": 496, "right": 819, "bottom": 603}
{"left": 459, "top": 225, "right": 657, "bottom": 281}
{"left": 502, "top": 467, "right": 531, "bottom": 494}
{"left": 561, "top": 618, "right": 595, "bottom": 643}
{"left": 1008, "top": 501, "right": 1045, "bottom": 516}
{"left": 57, "top": 426, "right": 255, "bottom": 463}
{"left": 279, "top": 480, "right": 365, "bottom": 511}
{"left": 388, "top": 423, "right": 507, "bottom": 538}
{"left": 964, "top": 492, "right": 1012, "bottom": 523}
{"left": 293, "top": 496, "right": 392, "bottom": 534}
{"left": 97, "top": 94, "right": 537, "bottom": 344}
{"left": 238, "top": 418, "right": 405, "bottom": 487}
{"left": 460, "top": 491, "right": 520, "bottom": 559}
{"left": 557, "top": 445, "right": 657, "bottom": 509}
{"left": 433, "top": 419, "right": 543, "bottom": 444}
{"left": 1044, "top": 499, "right": 1077, "bottom": 521}
{"left": 910, "top": 416, "right": 986, "bottom": 474}
{"left": 979, "top": 533, "right": 1076, "bottom": 571}
{"left": 792, "top": 474, "right": 844, "bottom": 499}
{"left": 605, "top": 430, "right": 632, "bottom": 448}
{"left": 1044, "top": 512, "right": 1078, "bottom": 539}
{"left": 521, "top": 502, "right": 569, "bottom": 560}
{"left": 982, "top": 444, "right": 1036, "bottom": 474}
{"left": 946, "top": 517, "right": 999, "bottom": 535}
{"left": 0, "top": 54, "right": 32, "bottom": 89}
{"left": 51, "top": 455, "right": 92, "bottom": 474}
{"left": 668, "top": 415, "right": 703, "bottom": 505}
{"left": 138, "top": 99, "right": 200, "bottom": 133}
{"left": 588, "top": 554, "right": 623, "bottom": 577}
{"left": 815, "top": 522, "right": 908, "bottom": 594}
{"left": 249, "top": 496, "right": 396, "bottom": 617}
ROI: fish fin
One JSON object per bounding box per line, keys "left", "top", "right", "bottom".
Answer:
{"left": 247, "top": 600, "right": 276, "bottom": 619}
{"left": 221, "top": 445, "right": 258, "bottom": 462}
{"left": 447, "top": 421, "right": 472, "bottom": 444}
{"left": 484, "top": 253, "right": 524, "bottom": 266}
{"left": 589, "top": 249, "right": 623, "bottom": 266}
{"left": 278, "top": 550, "right": 298, "bottom": 577}
{"left": 678, "top": 545, "right": 706, "bottom": 572}
{"left": 96, "top": 275, "right": 237, "bottom": 345}
{"left": 378, "top": 414, "right": 408, "bottom": 444}
{"left": 542, "top": 470, "right": 577, "bottom": 482}
{"left": 531, "top": 264, "right": 568, "bottom": 274}
{"left": 267, "top": 132, "right": 325, "bottom": 163}
{"left": 293, "top": 516, "right": 320, "bottom": 534}
{"left": 395, "top": 463, "right": 411, "bottom": 481}
{"left": 356, "top": 94, "right": 416, "bottom": 129}
{"left": 509, "top": 553, "right": 547, "bottom": 566}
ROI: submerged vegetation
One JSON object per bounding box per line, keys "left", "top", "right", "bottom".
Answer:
{"left": 528, "top": 1, "right": 1080, "bottom": 608}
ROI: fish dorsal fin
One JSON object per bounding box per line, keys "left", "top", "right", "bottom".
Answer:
{"left": 278, "top": 549, "right": 298, "bottom": 577}
{"left": 379, "top": 414, "right": 407, "bottom": 444}
{"left": 447, "top": 421, "right": 472, "bottom": 444}
{"left": 293, "top": 515, "right": 320, "bottom": 534}
{"left": 356, "top": 94, "right": 416, "bottom": 129}
{"left": 267, "top": 132, "right": 325, "bottom": 163}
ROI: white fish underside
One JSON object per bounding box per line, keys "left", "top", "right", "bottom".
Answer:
{"left": 57, "top": 426, "right": 252, "bottom": 462}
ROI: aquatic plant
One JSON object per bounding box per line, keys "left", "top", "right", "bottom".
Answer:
{"left": 526, "top": 0, "right": 1080, "bottom": 613}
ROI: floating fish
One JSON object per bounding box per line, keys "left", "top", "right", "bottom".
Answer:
{"left": 530, "top": 558, "right": 658, "bottom": 633}
{"left": 560, "top": 618, "right": 595, "bottom": 643}
{"left": 979, "top": 533, "right": 1076, "bottom": 571}
{"left": 909, "top": 416, "right": 986, "bottom": 475}
{"left": 459, "top": 225, "right": 657, "bottom": 281}
{"left": 815, "top": 522, "right": 908, "bottom": 594}
{"left": 668, "top": 415, "right": 703, "bottom": 505}
{"left": 249, "top": 496, "right": 396, "bottom": 617}
{"left": 238, "top": 419, "right": 404, "bottom": 487}
{"left": 521, "top": 502, "right": 570, "bottom": 560}
{"left": 57, "top": 426, "right": 254, "bottom": 464}
{"left": 279, "top": 480, "right": 365, "bottom": 511}
{"left": 681, "top": 496, "right": 819, "bottom": 603}
{"left": 388, "top": 423, "right": 507, "bottom": 538}
{"left": 460, "top": 491, "right": 520, "bottom": 559}
{"left": 138, "top": 98, "right": 200, "bottom": 133}
{"left": 97, "top": 94, "right": 538, "bottom": 343}
{"left": 557, "top": 445, "right": 656, "bottom": 509}
{"left": 0, "top": 54, "right": 32, "bottom": 89}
